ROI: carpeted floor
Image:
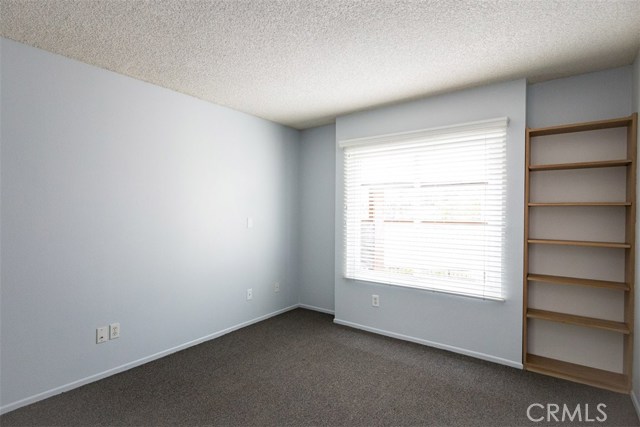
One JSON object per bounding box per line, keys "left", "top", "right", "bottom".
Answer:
{"left": 2, "top": 308, "right": 639, "bottom": 427}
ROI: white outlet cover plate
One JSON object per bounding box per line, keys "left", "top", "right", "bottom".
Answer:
{"left": 274, "top": 282, "right": 280, "bottom": 292}
{"left": 109, "top": 322, "right": 120, "bottom": 339}
{"left": 372, "top": 295, "right": 380, "bottom": 307}
{"left": 247, "top": 288, "right": 253, "bottom": 300}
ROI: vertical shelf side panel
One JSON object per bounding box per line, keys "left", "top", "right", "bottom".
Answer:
{"left": 523, "top": 129, "right": 532, "bottom": 363}
{"left": 623, "top": 113, "right": 637, "bottom": 380}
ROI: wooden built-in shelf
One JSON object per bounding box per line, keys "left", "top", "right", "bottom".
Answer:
{"left": 527, "top": 274, "right": 629, "bottom": 291}
{"left": 528, "top": 202, "right": 631, "bottom": 207}
{"left": 527, "top": 239, "right": 631, "bottom": 249}
{"left": 527, "top": 308, "right": 629, "bottom": 334}
{"left": 529, "top": 159, "right": 631, "bottom": 171}
{"left": 528, "top": 116, "right": 634, "bottom": 137}
{"left": 524, "top": 113, "right": 636, "bottom": 393}
{"left": 525, "top": 354, "right": 629, "bottom": 393}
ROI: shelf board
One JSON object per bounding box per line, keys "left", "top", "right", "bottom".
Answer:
{"left": 525, "top": 354, "right": 629, "bottom": 393}
{"left": 526, "top": 308, "right": 630, "bottom": 334}
{"left": 527, "top": 274, "right": 629, "bottom": 291}
{"left": 527, "top": 239, "right": 631, "bottom": 249}
{"left": 527, "top": 116, "right": 634, "bottom": 137}
{"left": 529, "top": 159, "right": 631, "bottom": 171}
{"left": 528, "top": 202, "right": 631, "bottom": 207}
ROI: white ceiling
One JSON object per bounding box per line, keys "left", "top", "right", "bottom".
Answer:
{"left": 1, "top": 0, "right": 639, "bottom": 129}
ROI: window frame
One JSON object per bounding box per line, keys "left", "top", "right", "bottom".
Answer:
{"left": 339, "top": 118, "right": 509, "bottom": 301}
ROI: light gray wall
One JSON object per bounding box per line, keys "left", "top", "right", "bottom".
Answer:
{"left": 0, "top": 38, "right": 300, "bottom": 411}
{"left": 334, "top": 79, "right": 527, "bottom": 367}
{"left": 298, "top": 125, "right": 336, "bottom": 313}
{"left": 633, "top": 50, "right": 640, "bottom": 412}
{"left": 527, "top": 66, "right": 633, "bottom": 128}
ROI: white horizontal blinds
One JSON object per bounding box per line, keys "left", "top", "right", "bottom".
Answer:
{"left": 341, "top": 118, "right": 508, "bottom": 300}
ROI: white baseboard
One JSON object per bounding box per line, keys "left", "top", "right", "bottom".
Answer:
{"left": 298, "top": 303, "right": 335, "bottom": 315}
{"left": 632, "top": 389, "right": 640, "bottom": 420}
{"left": 0, "top": 304, "right": 298, "bottom": 415}
{"left": 333, "top": 318, "right": 523, "bottom": 370}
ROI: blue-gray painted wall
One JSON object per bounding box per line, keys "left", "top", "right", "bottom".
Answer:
{"left": 298, "top": 124, "right": 335, "bottom": 313}
{"left": 333, "top": 79, "right": 527, "bottom": 367}
{"left": 1, "top": 38, "right": 300, "bottom": 409}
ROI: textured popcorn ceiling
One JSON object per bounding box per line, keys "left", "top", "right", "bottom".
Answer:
{"left": 1, "top": 1, "right": 639, "bottom": 129}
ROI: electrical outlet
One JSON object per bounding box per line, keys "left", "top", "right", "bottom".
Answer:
{"left": 96, "top": 326, "right": 108, "bottom": 344}
{"left": 274, "top": 282, "right": 280, "bottom": 293}
{"left": 247, "top": 288, "right": 253, "bottom": 300}
{"left": 109, "top": 322, "right": 120, "bottom": 340}
{"left": 372, "top": 294, "right": 380, "bottom": 307}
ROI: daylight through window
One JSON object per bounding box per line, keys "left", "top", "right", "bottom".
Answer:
{"left": 341, "top": 118, "right": 508, "bottom": 300}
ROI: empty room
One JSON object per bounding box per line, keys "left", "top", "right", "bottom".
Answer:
{"left": 1, "top": 0, "right": 640, "bottom": 425}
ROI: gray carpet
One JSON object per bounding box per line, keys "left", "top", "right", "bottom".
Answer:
{"left": 2, "top": 308, "right": 639, "bottom": 427}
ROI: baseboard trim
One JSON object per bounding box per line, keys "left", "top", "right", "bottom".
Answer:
{"left": 0, "top": 304, "right": 298, "bottom": 415}
{"left": 333, "top": 318, "right": 523, "bottom": 370}
{"left": 632, "top": 390, "right": 640, "bottom": 420}
{"left": 298, "top": 303, "right": 335, "bottom": 315}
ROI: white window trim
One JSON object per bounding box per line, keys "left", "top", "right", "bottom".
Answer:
{"left": 339, "top": 117, "right": 509, "bottom": 149}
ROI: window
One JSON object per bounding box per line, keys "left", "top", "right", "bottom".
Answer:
{"left": 340, "top": 118, "right": 508, "bottom": 300}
